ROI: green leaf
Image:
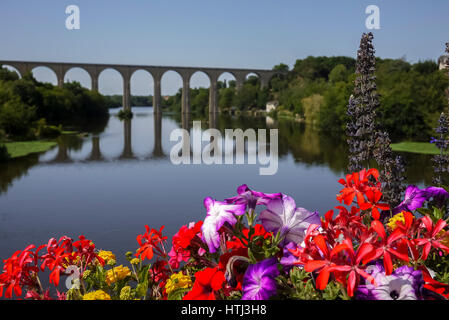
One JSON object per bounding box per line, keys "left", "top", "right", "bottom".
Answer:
{"left": 135, "top": 264, "right": 151, "bottom": 298}
{"left": 135, "top": 281, "right": 149, "bottom": 299}
{"left": 66, "top": 288, "right": 83, "bottom": 300}
{"left": 417, "top": 208, "right": 432, "bottom": 216}
{"left": 138, "top": 264, "right": 150, "bottom": 284}
{"left": 322, "top": 282, "right": 341, "bottom": 300}
{"left": 167, "top": 287, "right": 189, "bottom": 300}
{"left": 432, "top": 206, "right": 444, "bottom": 222}
{"left": 247, "top": 248, "right": 257, "bottom": 264}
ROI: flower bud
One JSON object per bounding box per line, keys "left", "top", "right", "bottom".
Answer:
{"left": 125, "top": 251, "right": 134, "bottom": 260}
{"left": 107, "top": 259, "right": 116, "bottom": 266}
{"left": 120, "top": 286, "right": 134, "bottom": 300}
{"left": 82, "top": 270, "right": 92, "bottom": 280}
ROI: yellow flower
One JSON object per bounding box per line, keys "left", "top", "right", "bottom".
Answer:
{"left": 107, "top": 259, "right": 117, "bottom": 266}
{"left": 98, "top": 250, "right": 116, "bottom": 264}
{"left": 82, "top": 270, "right": 92, "bottom": 280}
{"left": 165, "top": 272, "right": 192, "bottom": 295}
{"left": 105, "top": 265, "right": 131, "bottom": 285}
{"left": 438, "top": 230, "right": 449, "bottom": 249}
{"left": 62, "top": 252, "right": 80, "bottom": 268}
{"left": 387, "top": 212, "right": 407, "bottom": 231}
{"left": 130, "top": 258, "right": 140, "bottom": 265}
{"left": 83, "top": 290, "right": 111, "bottom": 300}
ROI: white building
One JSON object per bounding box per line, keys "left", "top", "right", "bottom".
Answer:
{"left": 266, "top": 101, "right": 279, "bottom": 113}
{"left": 439, "top": 55, "right": 449, "bottom": 70}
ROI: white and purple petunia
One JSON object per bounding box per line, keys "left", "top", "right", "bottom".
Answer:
{"left": 259, "top": 195, "right": 321, "bottom": 246}
{"left": 356, "top": 262, "right": 424, "bottom": 300}
{"left": 201, "top": 197, "right": 246, "bottom": 253}
{"left": 225, "top": 184, "right": 282, "bottom": 211}
{"left": 242, "top": 258, "right": 280, "bottom": 300}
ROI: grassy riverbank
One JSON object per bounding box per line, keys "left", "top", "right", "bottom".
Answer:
{"left": 390, "top": 141, "right": 445, "bottom": 155}
{"left": 4, "top": 141, "right": 58, "bottom": 158}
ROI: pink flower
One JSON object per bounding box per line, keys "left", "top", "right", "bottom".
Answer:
{"left": 168, "top": 246, "right": 190, "bottom": 269}
{"left": 168, "top": 221, "right": 204, "bottom": 268}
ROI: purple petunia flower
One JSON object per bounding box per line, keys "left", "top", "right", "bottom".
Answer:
{"left": 201, "top": 197, "right": 246, "bottom": 253}
{"left": 242, "top": 258, "right": 280, "bottom": 300}
{"left": 280, "top": 242, "right": 300, "bottom": 272}
{"left": 356, "top": 262, "right": 424, "bottom": 300}
{"left": 393, "top": 185, "right": 428, "bottom": 214}
{"left": 225, "top": 184, "right": 282, "bottom": 211}
{"left": 424, "top": 186, "right": 449, "bottom": 207}
{"left": 259, "top": 195, "right": 321, "bottom": 246}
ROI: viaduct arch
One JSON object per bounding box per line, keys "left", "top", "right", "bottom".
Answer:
{"left": 0, "top": 60, "right": 284, "bottom": 115}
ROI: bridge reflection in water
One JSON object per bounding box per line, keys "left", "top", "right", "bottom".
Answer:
{"left": 40, "top": 108, "right": 245, "bottom": 169}
{"left": 38, "top": 110, "right": 223, "bottom": 164}
{"left": 40, "top": 113, "right": 168, "bottom": 163}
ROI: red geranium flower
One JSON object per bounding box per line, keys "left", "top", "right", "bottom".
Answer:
{"left": 183, "top": 267, "right": 225, "bottom": 300}
{"left": 418, "top": 265, "right": 449, "bottom": 299}
{"left": 72, "top": 235, "right": 104, "bottom": 267}
{"left": 359, "top": 189, "right": 390, "bottom": 220}
{"left": 414, "top": 216, "right": 449, "bottom": 261}
{"left": 227, "top": 224, "right": 270, "bottom": 249}
{"left": 169, "top": 221, "right": 204, "bottom": 269}
{"left": 174, "top": 221, "right": 203, "bottom": 249}
{"left": 136, "top": 225, "right": 167, "bottom": 261}
{"left": 337, "top": 168, "right": 379, "bottom": 206}
{"left": 364, "top": 220, "right": 409, "bottom": 275}
{"left": 329, "top": 238, "right": 376, "bottom": 297}
{"left": 304, "top": 235, "right": 340, "bottom": 290}
{"left": 0, "top": 244, "right": 44, "bottom": 298}
{"left": 0, "top": 250, "right": 32, "bottom": 298}
{"left": 150, "top": 259, "right": 170, "bottom": 285}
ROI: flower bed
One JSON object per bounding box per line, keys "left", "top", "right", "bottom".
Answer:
{"left": 1, "top": 168, "right": 449, "bottom": 300}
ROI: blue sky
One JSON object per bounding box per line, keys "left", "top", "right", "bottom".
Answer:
{"left": 0, "top": 0, "right": 448, "bottom": 95}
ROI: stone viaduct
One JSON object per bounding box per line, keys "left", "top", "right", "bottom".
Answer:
{"left": 0, "top": 60, "right": 283, "bottom": 115}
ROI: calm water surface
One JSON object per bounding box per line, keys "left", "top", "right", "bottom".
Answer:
{"left": 0, "top": 107, "right": 436, "bottom": 263}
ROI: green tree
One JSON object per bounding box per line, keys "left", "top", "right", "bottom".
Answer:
{"left": 218, "top": 87, "right": 235, "bottom": 110}
{"left": 329, "top": 64, "right": 349, "bottom": 83}
{"left": 293, "top": 56, "right": 355, "bottom": 80}
{"left": 234, "top": 84, "right": 259, "bottom": 110}
{"left": 245, "top": 75, "right": 260, "bottom": 87}
{"left": 273, "top": 63, "right": 289, "bottom": 73}
{"left": 0, "top": 68, "right": 19, "bottom": 82}
{"left": 412, "top": 60, "right": 439, "bottom": 75}
{"left": 270, "top": 63, "right": 290, "bottom": 92}
{"left": 191, "top": 88, "right": 209, "bottom": 114}
{"left": 0, "top": 98, "right": 36, "bottom": 137}
{"left": 318, "top": 80, "right": 353, "bottom": 132}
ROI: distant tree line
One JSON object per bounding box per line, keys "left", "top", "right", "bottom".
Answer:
{"left": 164, "top": 77, "right": 269, "bottom": 114}
{"left": 0, "top": 67, "right": 108, "bottom": 140}
{"left": 103, "top": 95, "right": 153, "bottom": 108}
{"left": 164, "top": 56, "right": 449, "bottom": 142}
{"left": 275, "top": 56, "right": 449, "bottom": 142}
